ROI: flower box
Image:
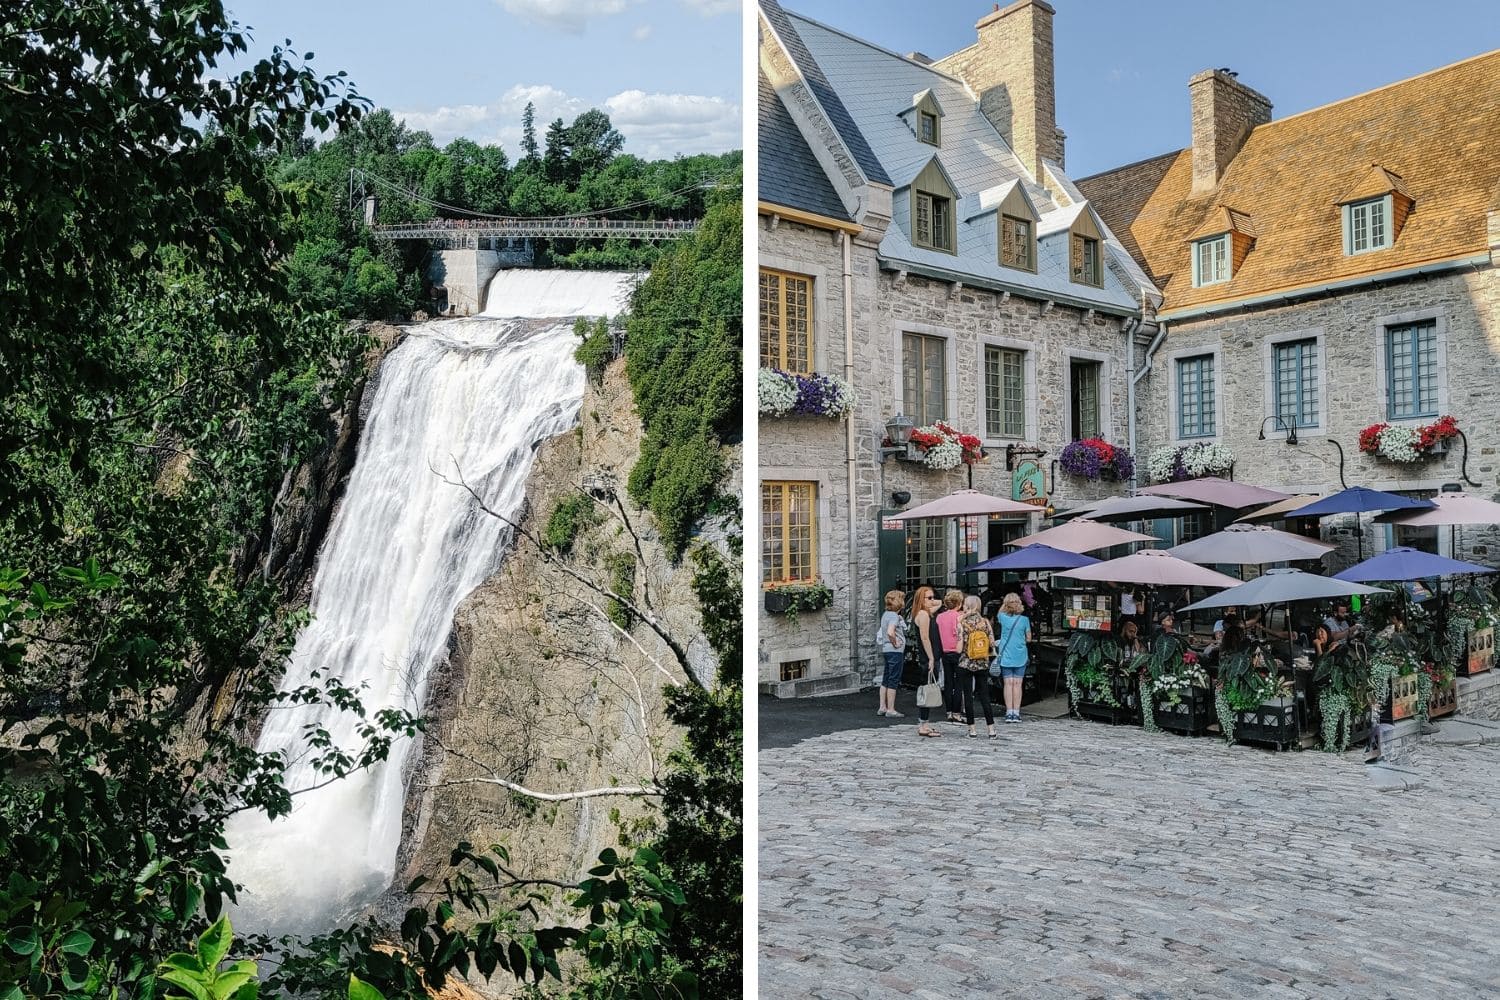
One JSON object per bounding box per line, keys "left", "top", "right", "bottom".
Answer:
{"left": 1429, "top": 676, "right": 1458, "bottom": 718}
{"left": 1232, "top": 697, "right": 1299, "bottom": 750}
{"left": 1461, "top": 627, "right": 1494, "bottom": 676}
{"left": 1358, "top": 415, "right": 1460, "bottom": 463}
{"left": 758, "top": 368, "right": 856, "bottom": 419}
{"left": 1074, "top": 674, "right": 1140, "bottom": 726}
{"left": 1381, "top": 673, "right": 1422, "bottom": 723}
{"left": 1153, "top": 687, "right": 1214, "bottom": 736}
{"left": 896, "top": 422, "right": 984, "bottom": 470}
{"left": 1059, "top": 438, "right": 1134, "bottom": 482}
{"left": 764, "top": 583, "right": 833, "bottom": 617}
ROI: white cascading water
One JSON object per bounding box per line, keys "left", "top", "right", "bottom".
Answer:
{"left": 226, "top": 269, "right": 636, "bottom": 934}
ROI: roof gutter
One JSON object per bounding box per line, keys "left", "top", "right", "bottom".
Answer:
{"left": 1158, "top": 253, "right": 1492, "bottom": 323}
{"left": 878, "top": 257, "right": 1140, "bottom": 318}
{"left": 757, "top": 201, "right": 863, "bottom": 235}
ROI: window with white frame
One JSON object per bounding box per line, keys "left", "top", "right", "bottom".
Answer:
{"left": 1273, "top": 338, "right": 1318, "bottom": 429}
{"left": 1385, "top": 320, "right": 1438, "bottom": 419}
{"left": 1193, "top": 235, "right": 1230, "bottom": 286}
{"left": 1345, "top": 197, "right": 1389, "bottom": 255}
{"left": 984, "top": 346, "right": 1025, "bottom": 438}
{"left": 902, "top": 332, "right": 946, "bottom": 425}
{"left": 1177, "top": 354, "right": 1216, "bottom": 438}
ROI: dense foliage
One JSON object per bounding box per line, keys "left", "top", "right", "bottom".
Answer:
{"left": 272, "top": 108, "right": 739, "bottom": 317}
{"left": 1, "top": 2, "right": 740, "bottom": 998}
{"left": 624, "top": 183, "right": 743, "bottom": 556}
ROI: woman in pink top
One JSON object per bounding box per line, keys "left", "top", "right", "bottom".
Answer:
{"left": 935, "top": 589, "right": 965, "bottom": 723}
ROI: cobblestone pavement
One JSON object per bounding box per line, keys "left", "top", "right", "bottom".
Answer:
{"left": 760, "top": 713, "right": 1500, "bottom": 999}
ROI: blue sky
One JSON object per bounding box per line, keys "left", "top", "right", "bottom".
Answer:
{"left": 228, "top": 0, "right": 742, "bottom": 159}
{"left": 785, "top": 0, "right": 1500, "bottom": 178}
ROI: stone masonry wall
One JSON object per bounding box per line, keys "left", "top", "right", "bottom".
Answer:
{"left": 760, "top": 205, "right": 1143, "bottom": 690}
{"left": 1136, "top": 265, "right": 1500, "bottom": 567}
{"left": 1189, "top": 69, "right": 1272, "bottom": 195}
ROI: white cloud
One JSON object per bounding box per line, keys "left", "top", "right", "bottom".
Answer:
{"left": 492, "top": 0, "right": 633, "bottom": 33}
{"left": 679, "top": 0, "right": 739, "bottom": 14}
{"left": 632, "top": 24, "right": 653, "bottom": 41}
{"left": 395, "top": 84, "right": 740, "bottom": 159}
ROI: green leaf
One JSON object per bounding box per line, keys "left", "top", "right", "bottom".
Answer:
{"left": 60, "top": 929, "right": 94, "bottom": 956}
{"left": 210, "top": 971, "right": 253, "bottom": 1000}
{"left": 158, "top": 969, "right": 213, "bottom": 1000}
{"left": 196, "top": 916, "right": 232, "bottom": 969}
{"left": 5, "top": 926, "right": 38, "bottom": 956}
{"left": 347, "top": 974, "right": 386, "bottom": 1000}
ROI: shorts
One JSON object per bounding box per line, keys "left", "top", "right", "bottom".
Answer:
{"left": 999, "top": 664, "right": 1027, "bottom": 680}
{"left": 881, "top": 651, "right": 904, "bottom": 688}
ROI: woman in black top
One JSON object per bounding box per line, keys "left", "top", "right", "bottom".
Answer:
{"left": 910, "top": 586, "right": 943, "bottom": 738}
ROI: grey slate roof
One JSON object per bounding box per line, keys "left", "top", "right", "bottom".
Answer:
{"left": 758, "top": 70, "right": 852, "bottom": 223}
{"left": 759, "top": 0, "right": 891, "bottom": 187}
{"left": 784, "top": 9, "right": 1144, "bottom": 313}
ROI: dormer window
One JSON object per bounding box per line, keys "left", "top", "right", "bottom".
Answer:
{"left": 1337, "top": 165, "right": 1412, "bottom": 256}
{"left": 1071, "top": 234, "right": 1102, "bottom": 287}
{"left": 919, "top": 111, "right": 939, "bottom": 146}
{"left": 1001, "top": 215, "right": 1034, "bottom": 271}
{"left": 1345, "top": 196, "right": 1389, "bottom": 254}
{"left": 1192, "top": 234, "right": 1230, "bottom": 286}
{"left": 915, "top": 192, "right": 953, "bottom": 252}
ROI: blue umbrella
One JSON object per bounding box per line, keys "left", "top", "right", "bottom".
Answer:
{"left": 1333, "top": 546, "right": 1496, "bottom": 583}
{"left": 961, "top": 543, "right": 1100, "bottom": 574}
{"left": 1286, "top": 487, "right": 1436, "bottom": 560}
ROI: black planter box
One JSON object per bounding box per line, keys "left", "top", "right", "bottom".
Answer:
{"left": 763, "top": 588, "right": 832, "bottom": 616}
{"left": 1153, "top": 686, "right": 1214, "bottom": 736}
{"left": 1233, "top": 699, "right": 1299, "bottom": 750}
{"left": 1074, "top": 674, "right": 1140, "bottom": 726}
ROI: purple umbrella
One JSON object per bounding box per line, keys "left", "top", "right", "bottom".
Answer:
{"left": 962, "top": 544, "right": 1100, "bottom": 574}
{"left": 1333, "top": 547, "right": 1496, "bottom": 583}
{"left": 1287, "top": 487, "right": 1436, "bottom": 560}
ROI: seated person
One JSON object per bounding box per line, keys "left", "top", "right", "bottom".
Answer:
{"left": 1118, "top": 619, "right": 1146, "bottom": 658}
{"left": 1322, "top": 604, "right": 1355, "bottom": 651}
{"left": 1155, "top": 612, "right": 1178, "bottom": 640}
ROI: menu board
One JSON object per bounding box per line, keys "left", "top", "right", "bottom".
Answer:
{"left": 1066, "top": 593, "right": 1114, "bottom": 632}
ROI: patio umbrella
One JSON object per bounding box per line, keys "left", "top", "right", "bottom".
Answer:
{"left": 1138, "top": 477, "right": 1290, "bottom": 509}
{"left": 1008, "top": 518, "right": 1159, "bottom": 554}
{"left": 1067, "top": 495, "right": 1210, "bottom": 523}
{"left": 1333, "top": 547, "right": 1496, "bottom": 583}
{"left": 1063, "top": 549, "right": 1241, "bottom": 589}
{"left": 884, "top": 488, "right": 1039, "bottom": 520}
{"left": 1167, "top": 524, "right": 1336, "bottom": 566}
{"left": 962, "top": 543, "right": 1100, "bottom": 574}
{"left": 1285, "top": 487, "right": 1436, "bottom": 560}
{"left": 1235, "top": 495, "right": 1320, "bottom": 524}
{"left": 1374, "top": 493, "right": 1500, "bottom": 527}
{"left": 1179, "top": 568, "right": 1385, "bottom": 612}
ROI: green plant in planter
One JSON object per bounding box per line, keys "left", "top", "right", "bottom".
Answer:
{"left": 1064, "top": 631, "right": 1125, "bottom": 710}
{"left": 765, "top": 581, "right": 834, "bottom": 627}
{"left": 1214, "top": 647, "right": 1292, "bottom": 742}
{"left": 1314, "top": 635, "right": 1373, "bottom": 752}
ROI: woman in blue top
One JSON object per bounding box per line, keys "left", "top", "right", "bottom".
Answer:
{"left": 994, "top": 592, "right": 1032, "bottom": 723}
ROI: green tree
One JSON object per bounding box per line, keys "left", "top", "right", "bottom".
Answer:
{"left": 544, "top": 117, "right": 572, "bottom": 184}
{"left": 521, "top": 100, "right": 541, "bottom": 164}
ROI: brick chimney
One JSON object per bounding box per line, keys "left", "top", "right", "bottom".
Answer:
{"left": 1189, "top": 68, "right": 1271, "bottom": 196}
{"left": 934, "top": 0, "right": 1064, "bottom": 182}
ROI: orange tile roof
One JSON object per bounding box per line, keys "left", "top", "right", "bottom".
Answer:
{"left": 1078, "top": 50, "right": 1500, "bottom": 315}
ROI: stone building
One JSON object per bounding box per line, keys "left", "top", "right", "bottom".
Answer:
{"left": 757, "top": 0, "right": 1157, "bottom": 694}
{"left": 1079, "top": 51, "right": 1500, "bottom": 566}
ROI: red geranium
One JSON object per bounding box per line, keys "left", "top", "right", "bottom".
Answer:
{"left": 1358, "top": 422, "right": 1388, "bottom": 455}
{"left": 1080, "top": 438, "right": 1115, "bottom": 463}
{"left": 1419, "top": 415, "right": 1459, "bottom": 448}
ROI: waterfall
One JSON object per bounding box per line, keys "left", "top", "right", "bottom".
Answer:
{"left": 226, "top": 270, "right": 636, "bottom": 934}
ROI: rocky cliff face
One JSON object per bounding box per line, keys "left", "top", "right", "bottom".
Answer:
{"left": 384, "top": 356, "right": 722, "bottom": 964}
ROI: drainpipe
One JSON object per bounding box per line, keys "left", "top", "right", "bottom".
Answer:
{"left": 1122, "top": 316, "right": 1139, "bottom": 491}
{"left": 842, "top": 231, "right": 860, "bottom": 673}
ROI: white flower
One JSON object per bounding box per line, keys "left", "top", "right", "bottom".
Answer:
{"left": 819, "top": 373, "right": 858, "bottom": 418}
{"left": 1184, "top": 441, "right": 1234, "bottom": 476}
{"left": 923, "top": 441, "right": 963, "bottom": 470}
{"left": 1376, "top": 424, "right": 1422, "bottom": 462}
{"left": 757, "top": 368, "right": 797, "bottom": 416}
{"left": 1145, "top": 445, "right": 1178, "bottom": 483}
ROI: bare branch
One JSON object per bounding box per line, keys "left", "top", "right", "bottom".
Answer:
{"left": 420, "top": 776, "right": 660, "bottom": 802}
{"left": 435, "top": 461, "right": 703, "bottom": 690}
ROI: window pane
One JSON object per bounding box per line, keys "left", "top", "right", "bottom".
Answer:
{"left": 1072, "top": 361, "right": 1100, "bottom": 439}
{"left": 902, "top": 334, "right": 920, "bottom": 418}
{"left": 760, "top": 484, "right": 784, "bottom": 583}
{"left": 1386, "top": 322, "right": 1436, "bottom": 418}
{"left": 1179, "top": 355, "right": 1215, "bottom": 437}
{"left": 932, "top": 198, "right": 950, "bottom": 251}
{"left": 923, "top": 337, "right": 945, "bottom": 424}
{"left": 1371, "top": 199, "right": 1386, "bottom": 248}
{"left": 758, "top": 271, "right": 779, "bottom": 369}
{"left": 1016, "top": 220, "right": 1031, "bottom": 268}
{"left": 762, "top": 482, "right": 817, "bottom": 583}
{"left": 906, "top": 520, "right": 946, "bottom": 591}
{"left": 1003, "top": 350, "right": 1025, "bottom": 437}
{"left": 784, "top": 274, "right": 810, "bottom": 374}
{"left": 904, "top": 333, "right": 946, "bottom": 425}
{"left": 915, "top": 194, "right": 932, "bottom": 247}
{"left": 984, "top": 347, "right": 1002, "bottom": 437}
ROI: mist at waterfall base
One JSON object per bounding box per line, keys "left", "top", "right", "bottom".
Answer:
{"left": 225, "top": 270, "right": 636, "bottom": 935}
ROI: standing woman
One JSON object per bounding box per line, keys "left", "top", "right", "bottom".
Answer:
{"left": 936, "top": 590, "right": 965, "bottom": 723}
{"left": 910, "top": 586, "right": 943, "bottom": 738}
{"left": 994, "top": 592, "right": 1033, "bottom": 724}
{"left": 876, "top": 589, "right": 906, "bottom": 718}
{"left": 958, "top": 595, "right": 998, "bottom": 739}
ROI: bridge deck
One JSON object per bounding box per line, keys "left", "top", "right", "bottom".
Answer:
{"left": 371, "top": 218, "right": 697, "bottom": 245}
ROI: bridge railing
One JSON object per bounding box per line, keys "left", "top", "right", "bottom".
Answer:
{"left": 370, "top": 217, "right": 698, "bottom": 242}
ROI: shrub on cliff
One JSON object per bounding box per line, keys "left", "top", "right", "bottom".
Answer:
{"left": 623, "top": 180, "right": 741, "bottom": 557}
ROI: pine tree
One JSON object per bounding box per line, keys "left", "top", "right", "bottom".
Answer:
{"left": 521, "top": 100, "right": 539, "bottom": 164}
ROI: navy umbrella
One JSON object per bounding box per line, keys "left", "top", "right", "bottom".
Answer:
{"left": 1286, "top": 487, "right": 1436, "bottom": 560}
{"left": 1333, "top": 546, "right": 1496, "bottom": 583}
{"left": 962, "top": 543, "right": 1100, "bottom": 574}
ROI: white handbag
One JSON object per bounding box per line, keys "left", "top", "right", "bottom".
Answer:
{"left": 915, "top": 668, "right": 944, "bottom": 708}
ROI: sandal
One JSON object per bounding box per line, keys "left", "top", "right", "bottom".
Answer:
{"left": 918, "top": 728, "right": 942, "bottom": 738}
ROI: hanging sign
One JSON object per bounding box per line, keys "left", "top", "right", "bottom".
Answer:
{"left": 1012, "top": 460, "right": 1048, "bottom": 508}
